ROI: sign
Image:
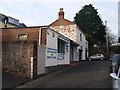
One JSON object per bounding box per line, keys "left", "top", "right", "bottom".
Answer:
{"left": 58, "top": 34, "right": 69, "bottom": 42}
{"left": 47, "top": 47, "right": 57, "bottom": 59}
{"left": 52, "top": 32, "right": 55, "bottom": 37}
{"left": 47, "top": 48, "right": 57, "bottom": 53}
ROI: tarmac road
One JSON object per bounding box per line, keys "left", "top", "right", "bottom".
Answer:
{"left": 16, "top": 60, "right": 112, "bottom": 88}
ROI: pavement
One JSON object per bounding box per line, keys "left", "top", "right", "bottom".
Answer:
{"left": 2, "top": 62, "right": 78, "bottom": 89}
{"left": 2, "top": 71, "right": 32, "bottom": 89}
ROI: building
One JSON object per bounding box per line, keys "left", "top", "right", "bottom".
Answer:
{"left": 0, "top": 13, "right": 26, "bottom": 28}
{"left": 1, "top": 8, "right": 88, "bottom": 78}
{"left": 2, "top": 26, "right": 79, "bottom": 77}
{"left": 49, "top": 8, "right": 88, "bottom": 61}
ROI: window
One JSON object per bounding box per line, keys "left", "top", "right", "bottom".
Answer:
{"left": 58, "top": 39, "right": 65, "bottom": 53}
{"left": 18, "top": 34, "right": 27, "bottom": 40}
{"left": 80, "top": 33, "right": 82, "bottom": 41}
{"left": 115, "top": 59, "right": 120, "bottom": 75}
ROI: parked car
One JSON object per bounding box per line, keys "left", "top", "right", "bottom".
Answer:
{"left": 109, "top": 54, "right": 120, "bottom": 89}
{"left": 88, "top": 54, "right": 105, "bottom": 61}
{"left": 109, "top": 54, "right": 120, "bottom": 73}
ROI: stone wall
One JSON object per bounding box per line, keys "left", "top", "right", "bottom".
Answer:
{"left": 50, "top": 25, "right": 77, "bottom": 42}
{"left": 2, "top": 41, "right": 37, "bottom": 78}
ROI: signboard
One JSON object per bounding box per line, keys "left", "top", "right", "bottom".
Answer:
{"left": 47, "top": 47, "right": 57, "bottom": 59}
{"left": 52, "top": 32, "right": 55, "bottom": 37}
{"left": 58, "top": 34, "right": 69, "bottom": 43}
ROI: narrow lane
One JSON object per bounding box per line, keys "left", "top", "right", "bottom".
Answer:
{"left": 17, "top": 61, "right": 112, "bottom": 88}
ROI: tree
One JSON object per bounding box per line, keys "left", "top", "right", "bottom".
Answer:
{"left": 74, "top": 4, "right": 106, "bottom": 47}
{"left": 107, "top": 27, "right": 118, "bottom": 45}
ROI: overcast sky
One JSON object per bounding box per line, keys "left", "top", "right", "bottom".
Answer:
{"left": 0, "top": 0, "right": 119, "bottom": 36}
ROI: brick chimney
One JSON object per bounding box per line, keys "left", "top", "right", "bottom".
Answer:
{"left": 58, "top": 8, "right": 64, "bottom": 19}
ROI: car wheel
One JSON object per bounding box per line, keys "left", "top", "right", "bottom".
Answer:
{"left": 101, "top": 58, "right": 103, "bottom": 60}
{"left": 89, "top": 58, "right": 91, "bottom": 61}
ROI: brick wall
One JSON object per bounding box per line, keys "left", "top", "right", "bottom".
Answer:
{"left": 2, "top": 27, "right": 40, "bottom": 42}
{"left": 2, "top": 41, "right": 37, "bottom": 78}
{"left": 49, "top": 17, "right": 77, "bottom": 42}
{"left": 41, "top": 28, "right": 47, "bottom": 45}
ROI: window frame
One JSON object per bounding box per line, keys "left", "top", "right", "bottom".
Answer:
{"left": 17, "top": 34, "right": 27, "bottom": 40}
{"left": 115, "top": 59, "right": 120, "bottom": 75}
{"left": 80, "top": 33, "right": 82, "bottom": 41}
{"left": 58, "top": 39, "right": 65, "bottom": 54}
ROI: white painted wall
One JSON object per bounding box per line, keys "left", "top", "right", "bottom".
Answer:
{"left": 45, "top": 29, "right": 58, "bottom": 67}
{"left": 45, "top": 28, "right": 71, "bottom": 67}
{"left": 37, "top": 45, "right": 46, "bottom": 75}
{"left": 50, "top": 24, "right": 88, "bottom": 61}
{"left": 76, "top": 26, "right": 88, "bottom": 60}
{"left": 73, "top": 46, "right": 77, "bottom": 61}
{"left": 57, "top": 41, "right": 70, "bottom": 65}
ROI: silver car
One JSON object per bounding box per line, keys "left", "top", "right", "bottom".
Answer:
{"left": 109, "top": 54, "right": 120, "bottom": 89}
{"left": 88, "top": 54, "right": 105, "bottom": 61}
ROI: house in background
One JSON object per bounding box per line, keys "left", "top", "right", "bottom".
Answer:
{"left": 0, "top": 13, "right": 26, "bottom": 28}
{"left": 49, "top": 8, "right": 88, "bottom": 61}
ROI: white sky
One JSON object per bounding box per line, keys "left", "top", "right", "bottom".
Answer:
{"left": 0, "top": 0, "right": 119, "bottom": 36}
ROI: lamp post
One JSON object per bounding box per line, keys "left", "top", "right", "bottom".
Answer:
{"left": 105, "top": 21, "right": 109, "bottom": 60}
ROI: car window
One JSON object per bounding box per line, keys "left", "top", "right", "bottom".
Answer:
{"left": 91, "top": 54, "right": 103, "bottom": 57}
{"left": 115, "top": 59, "right": 120, "bottom": 75}
{"left": 112, "top": 55, "right": 120, "bottom": 63}
{"left": 98, "top": 54, "right": 101, "bottom": 56}
{"left": 92, "top": 54, "right": 96, "bottom": 56}
{"left": 118, "top": 66, "right": 120, "bottom": 78}
{"left": 119, "top": 72, "right": 120, "bottom": 78}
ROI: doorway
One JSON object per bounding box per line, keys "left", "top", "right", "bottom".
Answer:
{"left": 79, "top": 49, "right": 82, "bottom": 60}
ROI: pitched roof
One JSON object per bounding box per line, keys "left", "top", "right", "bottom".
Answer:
{"left": 1, "top": 25, "right": 48, "bottom": 29}
{"left": 49, "top": 8, "right": 76, "bottom": 27}
{"left": 49, "top": 18, "right": 76, "bottom": 27}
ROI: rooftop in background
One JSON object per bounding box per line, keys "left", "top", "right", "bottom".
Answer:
{"left": 49, "top": 8, "right": 76, "bottom": 27}
{"left": 0, "top": 25, "right": 48, "bottom": 29}
{"left": 0, "top": 13, "right": 27, "bottom": 28}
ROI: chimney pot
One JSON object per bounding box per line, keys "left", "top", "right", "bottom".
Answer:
{"left": 58, "top": 8, "right": 64, "bottom": 19}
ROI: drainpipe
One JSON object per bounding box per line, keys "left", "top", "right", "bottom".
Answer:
{"left": 39, "top": 28, "right": 41, "bottom": 45}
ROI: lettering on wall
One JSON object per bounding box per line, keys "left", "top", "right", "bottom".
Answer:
{"left": 58, "top": 34, "right": 69, "bottom": 43}
{"left": 57, "top": 53, "right": 65, "bottom": 60}
{"left": 47, "top": 47, "right": 57, "bottom": 59}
